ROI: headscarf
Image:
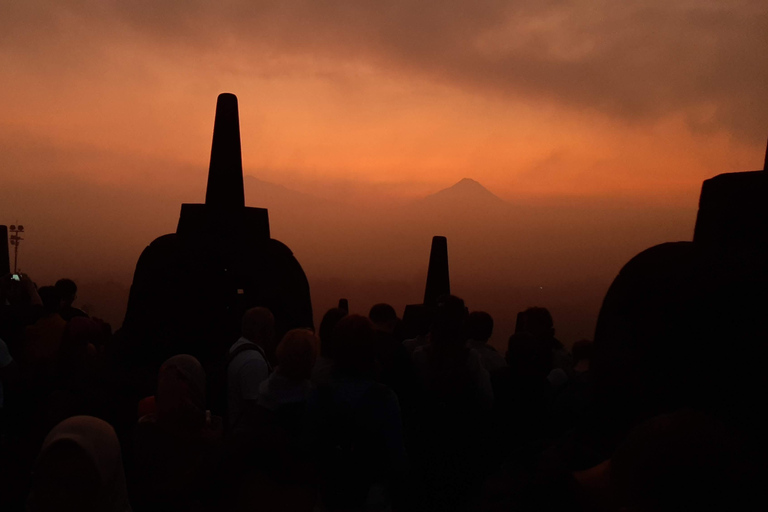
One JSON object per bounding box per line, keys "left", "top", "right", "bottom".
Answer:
{"left": 28, "top": 415, "right": 131, "bottom": 512}
{"left": 155, "top": 354, "right": 207, "bottom": 431}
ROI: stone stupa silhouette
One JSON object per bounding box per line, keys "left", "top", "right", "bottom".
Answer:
{"left": 589, "top": 138, "right": 768, "bottom": 454}
{"left": 401, "top": 235, "right": 450, "bottom": 337}
{"left": 121, "top": 93, "right": 313, "bottom": 365}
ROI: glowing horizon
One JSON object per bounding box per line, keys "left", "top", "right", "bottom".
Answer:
{"left": 1, "top": 1, "right": 765, "bottom": 206}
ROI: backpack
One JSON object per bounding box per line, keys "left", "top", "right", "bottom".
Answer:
{"left": 206, "top": 341, "right": 271, "bottom": 421}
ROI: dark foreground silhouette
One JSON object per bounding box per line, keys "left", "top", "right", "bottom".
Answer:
{"left": 1, "top": 100, "right": 767, "bottom": 510}
{"left": 121, "top": 93, "right": 313, "bottom": 372}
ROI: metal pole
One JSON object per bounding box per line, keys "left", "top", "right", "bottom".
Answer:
{"left": 9, "top": 224, "right": 23, "bottom": 274}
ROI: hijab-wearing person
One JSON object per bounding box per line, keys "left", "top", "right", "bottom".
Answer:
{"left": 154, "top": 354, "right": 209, "bottom": 432}
{"left": 27, "top": 415, "right": 131, "bottom": 512}
{"left": 133, "top": 354, "right": 221, "bottom": 511}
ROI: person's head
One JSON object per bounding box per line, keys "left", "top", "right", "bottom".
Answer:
{"left": 369, "top": 303, "right": 397, "bottom": 334}
{"left": 38, "top": 286, "right": 61, "bottom": 316}
{"left": 506, "top": 332, "right": 553, "bottom": 376}
{"left": 430, "top": 295, "right": 468, "bottom": 349}
{"left": 318, "top": 307, "right": 347, "bottom": 358}
{"left": 402, "top": 304, "right": 431, "bottom": 338}
{"left": 55, "top": 279, "right": 78, "bottom": 307}
{"left": 572, "top": 339, "right": 593, "bottom": 366}
{"left": 276, "top": 329, "right": 318, "bottom": 381}
{"left": 516, "top": 307, "right": 555, "bottom": 340}
{"left": 156, "top": 354, "right": 206, "bottom": 430}
{"left": 28, "top": 416, "right": 130, "bottom": 512}
{"left": 467, "top": 311, "right": 493, "bottom": 343}
{"left": 59, "top": 317, "right": 101, "bottom": 371}
{"left": 241, "top": 307, "right": 275, "bottom": 348}
{"left": 332, "top": 314, "right": 376, "bottom": 377}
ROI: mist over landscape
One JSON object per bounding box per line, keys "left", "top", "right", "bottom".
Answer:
{"left": 2, "top": 161, "right": 699, "bottom": 351}
{"left": 2, "top": 1, "right": 765, "bottom": 351}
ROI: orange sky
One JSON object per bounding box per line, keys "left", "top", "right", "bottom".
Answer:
{"left": 1, "top": 1, "right": 765, "bottom": 204}
{"left": 1, "top": 2, "right": 766, "bottom": 342}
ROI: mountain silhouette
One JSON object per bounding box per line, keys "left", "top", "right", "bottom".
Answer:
{"left": 422, "top": 178, "right": 506, "bottom": 206}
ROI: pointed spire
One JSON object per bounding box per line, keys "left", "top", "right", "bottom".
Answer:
{"left": 423, "top": 236, "right": 450, "bottom": 306}
{"left": 206, "top": 93, "right": 245, "bottom": 209}
{"left": 763, "top": 136, "right": 767, "bottom": 171}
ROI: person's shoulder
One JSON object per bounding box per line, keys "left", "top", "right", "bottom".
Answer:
{"left": 466, "top": 345, "right": 486, "bottom": 365}
{"left": 234, "top": 350, "right": 267, "bottom": 370}
{"left": 468, "top": 339, "right": 485, "bottom": 349}
{"left": 229, "top": 339, "right": 265, "bottom": 360}
{"left": 137, "top": 413, "right": 159, "bottom": 427}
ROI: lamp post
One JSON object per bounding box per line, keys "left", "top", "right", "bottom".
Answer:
{"left": 9, "top": 224, "right": 24, "bottom": 274}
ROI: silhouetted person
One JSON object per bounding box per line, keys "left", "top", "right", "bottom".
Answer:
{"left": 223, "top": 329, "right": 319, "bottom": 512}
{"left": 467, "top": 311, "right": 506, "bottom": 373}
{"left": 55, "top": 279, "right": 88, "bottom": 322}
{"left": 258, "top": 329, "right": 317, "bottom": 415}
{"left": 305, "top": 315, "right": 407, "bottom": 511}
{"left": 369, "top": 303, "right": 413, "bottom": 403}
{"left": 27, "top": 416, "right": 131, "bottom": 512}
{"left": 402, "top": 304, "right": 431, "bottom": 355}
{"left": 412, "top": 296, "right": 493, "bottom": 412}
{"left": 227, "top": 307, "right": 275, "bottom": 427}
{"left": 491, "top": 332, "right": 553, "bottom": 458}
{"left": 22, "top": 286, "right": 66, "bottom": 370}
{"left": 550, "top": 339, "right": 594, "bottom": 437}
{"left": 516, "top": 307, "right": 572, "bottom": 379}
{"left": 56, "top": 318, "right": 100, "bottom": 375}
{"left": 134, "top": 355, "right": 222, "bottom": 511}
{"left": 410, "top": 295, "right": 493, "bottom": 512}
{"left": 369, "top": 303, "right": 398, "bottom": 335}
{"left": 43, "top": 318, "right": 109, "bottom": 430}
{"left": 312, "top": 307, "right": 347, "bottom": 385}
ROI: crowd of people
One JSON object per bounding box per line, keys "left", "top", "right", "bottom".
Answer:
{"left": 0, "top": 272, "right": 761, "bottom": 511}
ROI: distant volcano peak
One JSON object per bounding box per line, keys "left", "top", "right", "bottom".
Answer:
{"left": 453, "top": 177, "right": 494, "bottom": 191}
{"left": 423, "top": 178, "right": 505, "bottom": 205}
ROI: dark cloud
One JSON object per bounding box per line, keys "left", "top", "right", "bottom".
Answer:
{"left": 2, "top": 1, "right": 767, "bottom": 141}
